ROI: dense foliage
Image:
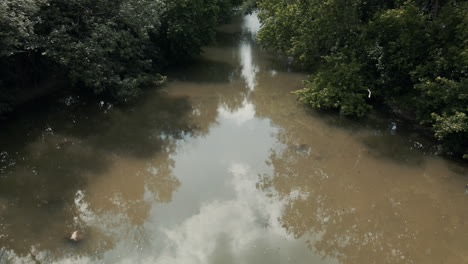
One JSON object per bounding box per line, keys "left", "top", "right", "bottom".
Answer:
{"left": 257, "top": 0, "right": 468, "bottom": 159}
{"left": 0, "top": 0, "right": 241, "bottom": 109}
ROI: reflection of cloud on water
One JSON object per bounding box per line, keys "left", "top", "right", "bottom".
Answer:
{"left": 1, "top": 163, "right": 331, "bottom": 264}
{"left": 153, "top": 162, "right": 328, "bottom": 264}
{"left": 239, "top": 9, "right": 261, "bottom": 92}
{"left": 218, "top": 100, "right": 255, "bottom": 126}
{"left": 157, "top": 163, "right": 283, "bottom": 262}
{"left": 239, "top": 42, "right": 258, "bottom": 91}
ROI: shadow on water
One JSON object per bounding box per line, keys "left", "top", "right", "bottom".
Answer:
{"left": 168, "top": 58, "right": 239, "bottom": 84}
{"left": 258, "top": 138, "right": 468, "bottom": 264}
{"left": 0, "top": 88, "right": 199, "bottom": 257}
{"left": 300, "top": 107, "right": 442, "bottom": 166}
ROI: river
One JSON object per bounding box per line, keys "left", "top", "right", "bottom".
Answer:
{"left": 0, "top": 13, "right": 467, "bottom": 264}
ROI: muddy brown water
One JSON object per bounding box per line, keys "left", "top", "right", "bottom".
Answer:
{"left": 1, "top": 14, "right": 467, "bottom": 264}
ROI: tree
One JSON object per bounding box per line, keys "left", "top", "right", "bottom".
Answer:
{"left": 37, "top": 0, "right": 167, "bottom": 99}
{"left": 0, "top": 0, "right": 46, "bottom": 113}
{"left": 257, "top": 0, "right": 468, "bottom": 159}
{"left": 0, "top": 0, "right": 243, "bottom": 112}
{"left": 0, "top": 0, "right": 45, "bottom": 56}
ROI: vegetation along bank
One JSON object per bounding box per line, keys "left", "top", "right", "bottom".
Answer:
{"left": 255, "top": 0, "right": 467, "bottom": 160}
{"left": 1, "top": 0, "right": 467, "bottom": 160}
{"left": 0, "top": 0, "right": 242, "bottom": 112}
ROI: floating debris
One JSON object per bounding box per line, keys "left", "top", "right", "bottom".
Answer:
{"left": 67, "top": 230, "right": 84, "bottom": 242}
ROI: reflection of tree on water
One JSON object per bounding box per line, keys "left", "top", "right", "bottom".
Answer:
{"left": 261, "top": 148, "right": 466, "bottom": 263}
{"left": 252, "top": 73, "right": 468, "bottom": 264}
{"left": 165, "top": 53, "right": 253, "bottom": 136}
{"left": 165, "top": 12, "right": 262, "bottom": 123}
{"left": 0, "top": 14, "right": 268, "bottom": 260}
{"left": 0, "top": 92, "right": 195, "bottom": 261}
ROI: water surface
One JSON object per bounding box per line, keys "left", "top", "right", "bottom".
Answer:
{"left": 1, "top": 13, "right": 467, "bottom": 264}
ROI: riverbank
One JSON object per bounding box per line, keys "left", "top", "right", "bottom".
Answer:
{"left": 255, "top": 0, "right": 468, "bottom": 160}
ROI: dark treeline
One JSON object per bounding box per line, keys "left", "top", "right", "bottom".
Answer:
{"left": 256, "top": 0, "right": 467, "bottom": 160}
{"left": 0, "top": 0, "right": 242, "bottom": 112}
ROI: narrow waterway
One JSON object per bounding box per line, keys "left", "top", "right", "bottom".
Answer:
{"left": 1, "top": 14, "right": 467, "bottom": 264}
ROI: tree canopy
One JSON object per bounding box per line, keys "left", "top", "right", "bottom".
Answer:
{"left": 0, "top": 0, "right": 242, "bottom": 109}
{"left": 257, "top": 0, "right": 468, "bottom": 159}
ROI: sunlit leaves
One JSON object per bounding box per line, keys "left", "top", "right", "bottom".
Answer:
{"left": 295, "top": 58, "right": 372, "bottom": 117}
{"left": 0, "top": 0, "right": 46, "bottom": 56}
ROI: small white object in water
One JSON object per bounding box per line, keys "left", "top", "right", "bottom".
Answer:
{"left": 390, "top": 122, "right": 397, "bottom": 135}
{"left": 68, "top": 230, "right": 83, "bottom": 242}
{"left": 367, "top": 89, "right": 372, "bottom": 98}
{"left": 70, "top": 231, "right": 78, "bottom": 241}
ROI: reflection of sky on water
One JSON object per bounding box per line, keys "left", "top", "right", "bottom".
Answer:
{"left": 239, "top": 42, "right": 258, "bottom": 91}
{"left": 153, "top": 162, "right": 330, "bottom": 264}
{"left": 56, "top": 163, "right": 330, "bottom": 264}
{"left": 1, "top": 106, "right": 334, "bottom": 263}
{"left": 218, "top": 99, "right": 255, "bottom": 126}
{"left": 239, "top": 11, "right": 260, "bottom": 91}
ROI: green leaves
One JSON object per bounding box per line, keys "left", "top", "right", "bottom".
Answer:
{"left": 258, "top": 0, "right": 468, "bottom": 159}
{"left": 0, "top": 0, "right": 241, "bottom": 107}
{"left": 295, "top": 57, "right": 372, "bottom": 117}
{"left": 366, "top": 3, "right": 430, "bottom": 94}
{"left": 37, "top": 0, "right": 168, "bottom": 99}
{"left": 433, "top": 112, "right": 468, "bottom": 139}
{"left": 432, "top": 111, "right": 468, "bottom": 158}
{"left": 0, "top": 0, "right": 46, "bottom": 56}
{"left": 159, "top": 0, "right": 219, "bottom": 63}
